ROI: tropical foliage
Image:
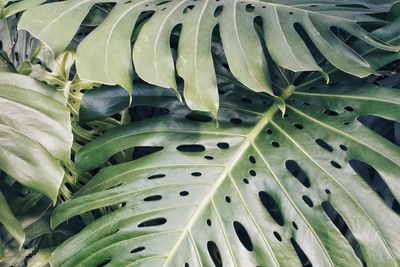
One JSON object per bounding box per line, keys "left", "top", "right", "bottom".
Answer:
{"left": 0, "top": 0, "right": 399, "bottom": 266}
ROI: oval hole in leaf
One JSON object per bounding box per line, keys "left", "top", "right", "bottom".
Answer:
{"left": 259, "top": 191, "right": 284, "bottom": 226}
{"left": 302, "top": 196, "right": 313, "bottom": 207}
{"left": 207, "top": 241, "right": 222, "bottom": 267}
{"left": 147, "top": 174, "right": 166, "bottom": 180}
{"left": 214, "top": 5, "right": 223, "bottom": 17}
{"left": 177, "top": 144, "right": 206, "bottom": 152}
{"left": 285, "top": 160, "right": 311, "bottom": 188}
{"left": 130, "top": 247, "right": 145, "bottom": 254}
{"left": 273, "top": 231, "right": 282, "bottom": 241}
{"left": 290, "top": 238, "right": 312, "bottom": 267}
{"left": 143, "top": 195, "right": 162, "bottom": 201}
{"left": 185, "top": 112, "right": 212, "bottom": 122}
{"left": 217, "top": 142, "right": 229, "bottom": 149}
{"left": 233, "top": 221, "right": 254, "bottom": 251}
{"left": 324, "top": 109, "right": 339, "bottom": 116}
{"left": 137, "top": 218, "right": 167, "bottom": 228}
{"left": 315, "top": 138, "right": 333, "bottom": 152}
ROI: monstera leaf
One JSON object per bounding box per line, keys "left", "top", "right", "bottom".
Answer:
{"left": 18, "top": 0, "right": 400, "bottom": 116}
{"left": 0, "top": 72, "right": 73, "bottom": 201}
{"left": 50, "top": 76, "right": 400, "bottom": 266}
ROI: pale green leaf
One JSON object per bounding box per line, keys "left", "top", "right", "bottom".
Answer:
{"left": 0, "top": 72, "right": 73, "bottom": 201}
{"left": 51, "top": 80, "right": 400, "bottom": 267}
{"left": 18, "top": 0, "right": 400, "bottom": 114}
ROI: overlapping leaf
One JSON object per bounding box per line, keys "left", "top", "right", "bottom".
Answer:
{"left": 0, "top": 191, "right": 24, "bottom": 247}
{"left": 0, "top": 72, "right": 73, "bottom": 201}
{"left": 51, "top": 78, "right": 400, "bottom": 266}
{"left": 18, "top": 0, "right": 400, "bottom": 116}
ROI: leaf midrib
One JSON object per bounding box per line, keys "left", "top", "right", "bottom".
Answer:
{"left": 162, "top": 88, "right": 290, "bottom": 266}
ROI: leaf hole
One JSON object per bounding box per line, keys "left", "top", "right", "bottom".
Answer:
{"left": 330, "top": 161, "right": 342, "bottom": 169}
{"left": 233, "top": 221, "right": 254, "bottom": 251}
{"left": 325, "top": 189, "right": 331, "bottom": 195}
{"left": 249, "top": 155, "right": 256, "bottom": 164}
{"left": 186, "top": 112, "right": 212, "bottom": 122}
{"left": 249, "top": 170, "right": 256, "bottom": 176}
{"left": 156, "top": 1, "right": 171, "bottom": 6}
{"left": 180, "top": 191, "right": 189, "bottom": 196}
{"left": 207, "top": 219, "right": 212, "bottom": 226}
{"left": 143, "top": 195, "right": 162, "bottom": 201}
{"left": 339, "top": 144, "right": 348, "bottom": 151}
{"left": 243, "top": 178, "right": 249, "bottom": 184}
{"left": 292, "top": 221, "right": 298, "bottom": 230}
{"left": 315, "top": 138, "right": 333, "bottom": 152}
{"left": 214, "top": 5, "right": 223, "bottom": 17}
{"left": 204, "top": 155, "right": 214, "bottom": 160}
{"left": 137, "top": 217, "right": 167, "bottom": 228}
{"left": 148, "top": 174, "right": 166, "bottom": 180}
{"left": 285, "top": 160, "right": 311, "bottom": 188}
{"left": 344, "top": 106, "right": 354, "bottom": 112}
{"left": 259, "top": 191, "right": 284, "bottom": 226}
{"left": 322, "top": 201, "right": 366, "bottom": 264}
{"left": 349, "top": 160, "right": 399, "bottom": 214}
{"left": 225, "top": 196, "right": 231, "bottom": 203}
{"left": 191, "top": 172, "right": 202, "bottom": 177}
{"left": 217, "top": 142, "right": 229, "bottom": 149}
{"left": 302, "top": 195, "right": 314, "bottom": 207}
{"left": 294, "top": 123, "right": 304, "bottom": 130}
{"left": 207, "top": 241, "right": 222, "bottom": 267}
{"left": 272, "top": 141, "right": 280, "bottom": 148}
{"left": 183, "top": 4, "right": 195, "bottom": 14}
{"left": 290, "top": 238, "right": 312, "bottom": 266}
{"left": 177, "top": 144, "right": 205, "bottom": 152}
{"left": 323, "top": 109, "right": 339, "bottom": 116}
{"left": 273, "top": 231, "right": 282, "bottom": 241}
{"left": 130, "top": 247, "right": 145, "bottom": 254}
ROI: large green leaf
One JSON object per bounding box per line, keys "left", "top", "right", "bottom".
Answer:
{"left": 0, "top": 72, "right": 73, "bottom": 201}
{"left": 51, "top": 78, "right": 400, "bottom": 266}
{"left": 18, "top": 0, "right": 400, "bottom": 116}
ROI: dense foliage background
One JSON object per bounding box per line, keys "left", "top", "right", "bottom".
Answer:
{"left": 0, "top": 1, "right": 399, "bottom": 266}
